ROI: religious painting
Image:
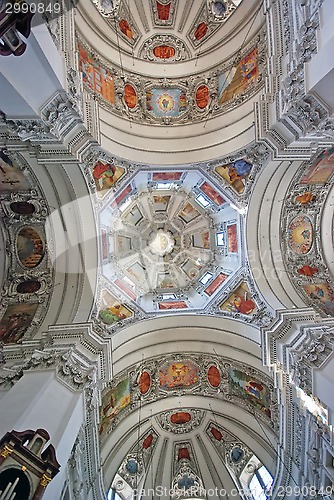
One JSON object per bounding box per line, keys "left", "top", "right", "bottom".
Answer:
{"left": 297, "top": 265, "right": 318, "bottom": 277}
{"left": 100, "top": 378, "right": 131, "bottom": 434}
{"left": 200, "top": 181, "right": 225, "bottom": 205}
{"left": 101, "top": 229, "right": 108, "bottom": 260}
{"left": 0, "top": 150, "right": 30, "bottom": 192}
{"left": 127, "top": 262, "right": 147, "bottom": 284}
{"left": 288, "top": 215, "right": 313, "bottom": 254}
{"left": 116, "top": 235, "right": 132, "bottom": 254}
{"left": 220, "top": 282, "right": 256, "bottom": 315}
{"left": 230, "top": 368, "right": 271, "bottom": 418}
{"left": 157, "top": 274, "right": 176, "bottom": 289}
{"left": 124, "top": 84, "right": 137, "bottom": 109}
{"left": 207, "top": 365, "right": 221, "bottom": 387}
{"left": 159, "top": 361, "right": 200, "bottom": 389}
{"left": 92, "top": 161, "right": 125, "bottom": 196}
{"left": 10, "top": 201, "right": 35, "bottom": 214}
{"left": 125, "top": 205, "right": 143, "bottom": 226}
{"left": 138, "top": 371, "right": 151, "bottom": 395}
{"left": 211, "top": 1, "right": 227, "bottom": 17}
{"left": 215, "top": 159, "right": 252, "bottom": 194}
{"left": 193, "top": 22, "right": 208, "bottom": 41}
{"left": 300, "top": 147, "right": 334, "bottom": 184}
{"left": 181, "top": 259, "right": 202, "bottom": 280}
{"left": 295, "top": 192, "right": 316, "bottom": 205}
{"left": 195, "top": 85, "right": 209, "bottom": 109}
{"left": 16, "top": 227, "right": 44, "bottom": 268}
{"left": 227, "top": 223, "right": 238, "bottom": 253}
{"left": 192, "top": 231, "right": 210, "bottom": 249}
{"left": 0, "top": 303, "right": 38, "bottom": 344}
{"left": 114, "top": 278, "right": 137, "bottom": 301}
{"left": 17, "top": 280, "right": 41, "bottom": 294}
{"left": 204, "top": 273, "right": 228, "bottom": 296}
{"left": 99, "top": 289, "right": 133, "bottom": 325}
{"left": 219, "top": 48, "right": 258, "bottom": 105}
{"left": 156, "top": 1, "right": 171, "bottom": 21}
{"left": 153, "top": 172, "right": 182, "bottom": 181}
{"left": 158, "top": 301, "right": 188, "bottom": 310}
{"left": 153, "top": 195, "right": 171, "bottom": 212}
{"left": 303, "top": 284, "right": 334, "bottom": 315}
{"left": 110, "top": 184, "right": 132, "bottom": 208}
{"left": 178, "top": 202, "right": 200, "bottom": 223}
{"left": 79, "top": 45, "right": 115, "bottom": 105}
{"left": 170, "top": 412, "right": 191, "bottom": 424}
{"left": 118, "top": 19, "right": 134, "bottom": 39}
{"left": 153, "top": 45, "right": 175, "bottom": 59}
{"left": 146, "top": 88, "right": 187, "bottom": 117}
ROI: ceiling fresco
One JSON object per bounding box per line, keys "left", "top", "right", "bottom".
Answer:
{"left": 281, "top": 147, "right": 334, "bottom": 317}
{"left": 99, "top": 353, "right": 277, "bottom": 440}
{"left": 77, "top": 32, "right": 265, "bottom": 125}
{"left": 0, "top": 149, "right": 53, "bottom": 346}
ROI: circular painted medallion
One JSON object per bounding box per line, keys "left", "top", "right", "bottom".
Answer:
{"left": 17, "top": 280, "right": 41, "bottom": 294}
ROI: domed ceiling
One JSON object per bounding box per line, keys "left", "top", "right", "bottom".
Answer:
{"left": 99, "top": 168, "right": 242, "bottom": 313}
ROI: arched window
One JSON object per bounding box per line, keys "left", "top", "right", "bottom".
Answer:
{"left": 249, "top": 465, "right": 273, "bottom": 500}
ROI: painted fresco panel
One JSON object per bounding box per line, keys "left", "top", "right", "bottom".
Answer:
{"left": 219, "top": 48, "right": 258, "bottom": 104}
{"left": 303, "top": 284, "right": 334, "bottom": 315}
{"left": 215, "top": 159, "right": 252, "bottom": 194}
{"left": 114, "top": 278, "right": 137, "bottom": 301}
{"left": 153, "top": 195, "right": 171, "bottom": 212}
{"left": 124, "top": 84, "right": 137, "bottom": 109}
{"left": 230, "top": 368, "right": 271, "bottom": 418}
{"left": 220, "top": 282, "right": 256, "bottom": 315}
{"left": 158, "top": 301, "right": 188, "bottom": 310}
{"left": 17, "top": 227, "right": 44, "bottom": 268}
{"left": 227, "top": 223, "right": 238, "bottom": 253}
{"left": 111, "top": 184, "right": 132, "bottom": 208}
{"left": 153, "top": 172, "right": 182, "bottom": 181}
{"left": 0, "top": 303, "right": 38, "bottom": 344}
{"left": 288, "top": 215, "right": 313, "bottom": 254}
{"left": 146, "top": 88, "right": 187, "bottom": 117}
{"left": 192, "top": 231, "right": 210, "bottom": 249}
{"left": 92, "top": 161, "right": 125, "bottom": 196}
{"left": 204, "top": 273, "right": 228, "bottom": 296}
{"left": 178, "top": 202, "right": 200, "bottom": 223}
{"left": 79, "top": 45, "right": 115, "bottom": 105}
{"left": 99, "top": 289, "right": 133, "bottom": 325}
{"left": 127, "top": 262, "right": 146, "bottom": 284}
{"left": 300, "top": 147, "right": 334, "bottom": 184}
{"left": 195, "top": 85, "right": 209, "bottom": 109}
{"left": 159, "top": 361, "right": 199, "bottom": 389}
{"left": 101, "top": 229, "right": 108, "bottom": 260}
{"left": 0, "top": 150, "right": 30, "bottom": 192}
{"left": 100, "top": 378, "right": 130, "bottom": 434}
{"left": 200, "top": 181, "right": 225, "bottom": 205}
{"left": 181, "top": 259, "right": 202, "bottom": 280}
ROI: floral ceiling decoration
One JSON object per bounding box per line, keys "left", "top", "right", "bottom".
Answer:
{"left": 98, "top": 353, "right": 278, "bottom": 439}
{"left": 0, "top": 148, "right": 53, "bottom": 346}
{"left": 281, "top": 147, "right": 334, "bottom": 317}
{"left": 76, "top": 28, "right": 266, "bottom": 125}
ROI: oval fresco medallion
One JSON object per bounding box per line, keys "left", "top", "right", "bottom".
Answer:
{"left": 170, "top": 412, "right": 191, "bottom": 424}
{"left": 138, "top": 371, "right": 151, "bottom": 395}
{"left": 10, "top": 201, "right": 35, "bottom": 215}
{"left": 124, "top": 84, "right": 137, "bottom": 109}
{"left": 207, "top": 365, "right": 221, "bottom": 387}
{"left": 210, "top": 427, "right": 222, "bottom": 441}
{"left": 153, "top": 45, "right": 176, "bottom": 59}
{"left": 288, "top": 215, "right": 313, "bottom": 254}
{"left": 17, "top": 280, "right": 41, "bottom": 294}
{"left": 195, "top": 85, "right": 209, "bottom": 109}
{"left": 159, "top": 361, "right": 199, "bottom": 389}
{"left": 17, "top": 227, "right": 44, "bottom": 268}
